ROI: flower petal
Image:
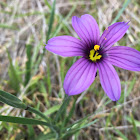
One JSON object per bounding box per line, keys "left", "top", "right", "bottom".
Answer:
{"left": 105, "top": 46, "right": 140, "bottom": 71}
{"left": 45, "top": 36, "right": 86, "bottom": 57}
{"left": 81, "top": 14, "right": 100, "bottom": 45}
{"left": 72, "top": 14, "right": 100, "bottom": 48}
{"left": 97, "top": 61, "right": 121, "bottom": 101}
{"left": 99, "top": 22, "right": 129, "bottom": 52}
{"left": 64, "top": 57, "right": 97, "bottom": 95}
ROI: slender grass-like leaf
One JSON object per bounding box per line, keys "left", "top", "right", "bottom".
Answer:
{"left": 52, "top": 5, "right": 76, "bottom": 37}
{"left": 120, "top": 78, "right": 136, "bottom": 103}
{"left": 112, "top": 0, "right": 131, "bottom": 24}
{"left": 0, "top": 90, "right": 27, "bottom": 109}
{"left": 131, "top": 114, "right": 140, "bottom": 139}
{"left": 0, "top": 115, "right": 53, "bottom": 127}
{"left": 0, "top": 90, "right": 50, "bottom": 122}
{"left": 115, "top": 129, "right": 128, "bottom": 140}
{"left": 126, "top": 116, "right": 140, "bottom": 126}
{"left": 54, "top": 96, "right": 71, "bottom": 123}
{"left": 0, "top": 24, "right": 18, "bottom": 30}
{"left": 44, "top": 0, "right": 51, "bottom": 9}
{"left": 0, "top": 96, "right": 26, "bottom": 109}
{"left": 46, "top": 0, "right": 56, "bottom": 41}
{"left": 27, "top": 125, "right": 35, "bottom": 139}
{"left": 7, "top": 50, "right": 20, "bottom": 92}
{"left": 46, "top": 61, "right": 52, "bottom": 95}
{"left": 62, "top": 119, "right": 98, "bottom": 139}
{"left": 0, "top": 115, "right": 58, "bottom": 138}
{"left": 35, "top": 132, "right": 56, "bottom": 140}
{"left": 63, "top": 98, "right": 76, "bottom": 126}
{"left": 24, "top": 44, "right": 32, "bottom": 86}
{"left": 0, "top": 90, "right": 21, "bottom": 102}
{"left": 44, "top": 104, "right": 61, "bottom": 116}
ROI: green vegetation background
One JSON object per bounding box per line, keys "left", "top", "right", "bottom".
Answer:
{"left": 0, "top": 0, "right": 140, "bottom": 139}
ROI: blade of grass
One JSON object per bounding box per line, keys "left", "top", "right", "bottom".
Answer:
{"left": 27, "top": 106, "right": 50, "bottom": 122}
{"left": 44, "top": 104, "right": 61, "bottom": 116}
{"left": 63, "top": 98, "right": 76, "bottom": 126}
{"left": 52, "top": 5, "right": 76, "bottom": 37}
{"left": 0, "top": 90, "right": 50, "bottom": 123}
{"left": 112, "top": 0, "right": 131, "bottom": 24}
{"left": 7, "top": 49, "right": 20, "bottom": 92}
{"left": 54, "top": 95, "right": 71, "bottom": 123}
{"left": 131, "top": 113, "right": 140, "bottom": 139}
{"left": 115, "top": 129, "right": 128, "bottom": 140}
{"left": 44, "top": 0, "right": 51, "bottom": 9}
{"left": 0, "top": 90, "right": 27, "bottom": 109}
{"left": 0, "top": 24, "right": 18, "bottom": 30}
{"left": 46, "top": 0, "right": 56, "bottom": 41}
{"left": 62, "top": 119, "right": 98, "bottom": 139}
{"left": 0, "top": 115, "right": 54, "bottom": 128}
{"left": 24, "top": 44, "right": 32, "bottom": 86}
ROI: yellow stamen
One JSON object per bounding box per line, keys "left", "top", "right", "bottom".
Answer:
{"left": 89, "top": 49, "right": 102, "bottom": 62}
{"left": 94, "top": 45, "right": 100, "bottom": 51}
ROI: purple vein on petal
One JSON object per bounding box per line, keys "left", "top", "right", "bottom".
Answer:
{"left": 99, "top": 22, "right": 129, "bottom": 52}
{"left": 102, "top": 62, "right": 118, "bottom": 101}
{"left": 99, "top": 22, "right": 121, "bottom": 45}
{"left": 76, "top": 17, "right": 92, "bottom": 48}
{"left": 66, "top": 60, "right": 89, "bottom": 94}
{"left": 105, "top": 46, "right": 140, "bottom": 71}
{"left": 98, "top": 61, "right": 121, "bottom": 101}
{"left": 72, "top": 16, "right": 91, "bottom": 49}
{"left": 64, "top": 58, "right": 97, "bottom": 96}
{"left": 64, "top": 58, "right": 89, "bottom": 95}
{"left": 68, "top": 61, "right": 91, "bottom": 94}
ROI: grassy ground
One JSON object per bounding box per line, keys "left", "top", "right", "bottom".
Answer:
{"left": 0, "top": 0, "right": 140, "bottom": 139}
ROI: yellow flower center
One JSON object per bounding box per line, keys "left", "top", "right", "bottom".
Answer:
{"left": 89, "top": 45, "right": 102, "bottom": 62}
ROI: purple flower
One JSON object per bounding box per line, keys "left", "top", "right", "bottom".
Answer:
{"left": 45, "top": 14, "right": 140, "bottom": 101}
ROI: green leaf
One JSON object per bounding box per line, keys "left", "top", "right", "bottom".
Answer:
{"left": 112, "top": 0, "right": 131, "bottom": 24}
{"left": 0, "top": 23, "right": 18, "bottom": 30}
{"left": 46, "top": 61, "right": 52, "bottom": 94}
{"left": 131, "top": 114, "right": 140, "bottom": 139}
{"left": 35, "top": 132, "right": 56, "bottom": 140}
{"left": 44, "top": 0, "right": 51, "bottom": 9}
{"left": 115, "top": 129, "right": 128, "bottom": 140}
{"left": 0, "top": 90, "right": 27, "bottom": 109}
{"left": 44, "top": 104, "right": 61, "bottom": 116}
{"left": 54, "top": 96, "right": 71, "bottom": 123}
{"left": 126, "top": 116, "right": 140, "bottom": 126}
{"left": 27, "top": 125, "right": 35, "bottom": 139}
{"left": 46, "top": 0, "right": 56, "bottom": 41}
{"left": 24, "top": 44, "right": 32, "bottom": 86}
{"left": 0, "top": 90, "right": 50, "bottom": 122}
{"left": 52, "top": 5, "right": 76, "bottom": 37}
{"left": 63, "top": 98, "right": 76, "bottom": 126}
{"left": 0, "top": 115, "right": 53, "bottom": 127}
{"left": 62, "top": 119, "right": 98, "bottom": 139}
{"left": 7, "top": 49, "right": 20, "bottom": 92}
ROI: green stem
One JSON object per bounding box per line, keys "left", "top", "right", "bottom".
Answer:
{"left": 27, "top": 106, "right": 59, "bottom": 139}
{"left": 54, "top": 95, "right": 71, "bottom": 123}
{"left": 27, "top": 106, "right": 50, "bottom": 122}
